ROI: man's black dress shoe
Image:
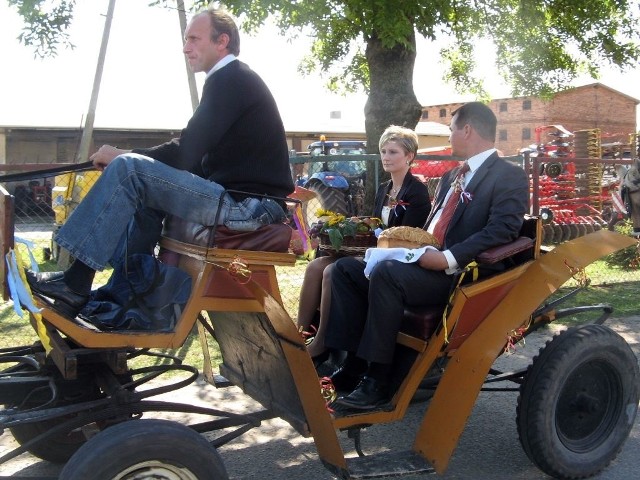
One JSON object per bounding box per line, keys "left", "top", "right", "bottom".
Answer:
{"left": 26, "top": 270, "right": 64, "bottom": 284}
{"left": 27, "top": 276, "right": 88, "bottom": 318}
{"left": 328, "top": 365, "right": 362, "bottom": 392}
{"left": 333, "top": 376, "right": 390, "bottom": 410}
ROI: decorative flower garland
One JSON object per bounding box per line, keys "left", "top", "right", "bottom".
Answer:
{"left": 451, "top": 171, "right": 474, "bottom": 204}
{"left": 387, "top": 194, "right": 410, "bottom": 215}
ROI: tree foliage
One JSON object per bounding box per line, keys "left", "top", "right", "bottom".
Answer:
{"left": 10, "top": 0, "right": 638, "bottom": 205}
{"left": 201, "top": 1, "right": 640, "bottom": 105}
{"left": 8, "top": 0, "right": 640, "bottom": 136}
{"left": 8, "top": 0, "right": 76, "bottom": 57}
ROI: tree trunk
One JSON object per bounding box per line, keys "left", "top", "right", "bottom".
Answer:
{"left": 364, "top": 30, "right": 422, "bottom": 206}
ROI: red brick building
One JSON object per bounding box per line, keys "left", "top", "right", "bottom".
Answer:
{"left": 420, "top": 83, "right": 639, "bottom": 155}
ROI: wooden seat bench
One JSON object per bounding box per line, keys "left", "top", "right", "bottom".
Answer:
{"left": 159, "top": 232, "right": 295, "bottom": 308}
{"left": 28, "top": 219, "right": 296, "bottom": 355}
{"left": 396, "top": 219, "right": 539, "bottom": 352}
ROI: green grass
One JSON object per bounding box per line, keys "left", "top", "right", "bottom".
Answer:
{"left": 538, "top": 259, "right": 640, "bottom": 326}
{"left": 548, "top": 259, "right": 640, "bottom": 310}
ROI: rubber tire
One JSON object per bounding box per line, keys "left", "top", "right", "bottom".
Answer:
{"left": 303, "top": 181, "right": 348, "bottom": 227}
{"left": 59, "top": 419, "right": 228, "bottom": 480}
{"left": 516, "top": 324, "right": 639, "bottom": 479}
{"left": 10, "top": 418, "right": 90, "bottom": 464}
{"left": 8, "top": 369, "right": 103, "bottom": 464}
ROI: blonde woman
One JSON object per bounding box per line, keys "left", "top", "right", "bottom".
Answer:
{"left": 297, "top": 125, "right": 431, "bottom": 367}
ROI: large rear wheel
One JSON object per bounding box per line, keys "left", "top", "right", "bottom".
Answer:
{"left": 59, "top": 419, "right": 228, "bottom": 480}
{"left": 517, "top": 324, "right": 639, "bottom": 479}
{"left": 303, "top": 181, "right": 348, "bottom": 227}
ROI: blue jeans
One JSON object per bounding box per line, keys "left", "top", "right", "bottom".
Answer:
{"left": 55, "top": 153, "right": 287, "bottom": 271}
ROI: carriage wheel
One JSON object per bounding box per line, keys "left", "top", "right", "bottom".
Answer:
{"left": 7, "top": 368, "right": 105, "bottom": 463}
{"left": 10, "top": 414, "right": 93, "bottom": 464}
{"left": 516, "top": 324, "right": 639, "bottom": 479}
{"left": 59, "top": 419, "right": 228, "bottom": 480}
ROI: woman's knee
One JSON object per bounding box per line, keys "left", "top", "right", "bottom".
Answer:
{"left": 322, "top": 262, "right": 334, "bottom": 282}
{"left": 304, "top": 256, "right": 334, "bottom": 283}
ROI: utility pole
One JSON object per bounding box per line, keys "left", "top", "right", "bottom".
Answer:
{"left": 75, "top": 0, "right": 116, "bottom": 163}
{"left": 177, "top": 0, "right": 199, "bottom": 112}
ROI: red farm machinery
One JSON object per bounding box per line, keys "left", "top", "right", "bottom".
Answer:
{"left": 526, "top": 125, "right": 638, "bottom": 244}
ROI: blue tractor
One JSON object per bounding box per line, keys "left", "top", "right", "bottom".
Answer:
{"left": 298, "top": 140, "right": 367, "bottom": 225}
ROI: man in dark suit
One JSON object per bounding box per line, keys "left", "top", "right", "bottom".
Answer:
{"left": 27, "top": 9, "right": 294, "bottom": 317}
{"left": 322, "top": 102, "right": 529, "bottom": 411}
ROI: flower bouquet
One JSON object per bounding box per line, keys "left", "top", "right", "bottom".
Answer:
{"left": 309, "top": 209, "right": 382, "bottom": 255}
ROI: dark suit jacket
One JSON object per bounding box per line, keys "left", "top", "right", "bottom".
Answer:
{"left": 373, "top": 171, "right": 431, "bottom": 227}
{"left": 133, "top": 60, "right": 294, "bottom": 199}
{"left": 425, "top": 153, "right": 529, "bottom": 271}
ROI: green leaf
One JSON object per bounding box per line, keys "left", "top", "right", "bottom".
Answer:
{"left": 327, "top": 228, "right": 344, "bottom": 251}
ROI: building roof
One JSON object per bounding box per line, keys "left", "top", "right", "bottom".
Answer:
{"left": 422, "top": 82, "right": 640, "bottom": 108}
{"left": 415, "top": 121, "right": 450, "bottom": 136}
{"left": 559, "top": 82, "right": 640, "bottom": 104}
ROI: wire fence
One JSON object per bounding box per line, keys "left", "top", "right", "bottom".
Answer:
{"left": 2, "top": 153, "right": 639, "bottom": 350}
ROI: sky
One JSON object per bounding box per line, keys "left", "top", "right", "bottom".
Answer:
{"left": 2, "top": 0, "right": 640, "bottom": 132}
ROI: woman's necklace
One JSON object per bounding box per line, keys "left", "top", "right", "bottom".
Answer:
{"left": 390, "top": 184, "right": 401, "bottom": 196}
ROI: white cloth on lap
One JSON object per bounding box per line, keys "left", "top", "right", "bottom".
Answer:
{"left": 363, "top": 245, "right": 437, "bottom": 278}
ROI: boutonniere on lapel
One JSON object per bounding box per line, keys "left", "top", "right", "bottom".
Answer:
{"left": 387, "top": 195, "right": 410, "bottom": 213}
{"left": 460, "top": 191, "right": 473, "bottom": 203}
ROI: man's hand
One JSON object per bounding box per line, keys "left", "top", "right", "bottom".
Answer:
{"left": 90, "top": 145, "right": 131, "bottom": 171}
{"left": 417, "top": 249, "right": 449, "bottom": 270}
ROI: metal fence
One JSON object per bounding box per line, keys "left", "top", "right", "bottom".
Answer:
{"left": 2, "top": 153, "right": 638, "bottom": 349}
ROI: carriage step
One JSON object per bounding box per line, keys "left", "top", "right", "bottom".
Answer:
{"left": 346, "top": 450, "right": 435, "bottom": 478}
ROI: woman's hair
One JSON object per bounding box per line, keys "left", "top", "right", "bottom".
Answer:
{"left": 198, "top": 9, "right": 241, "bottom": 56}
{"left": 378, "top": 125, "right": 419, "bottom": 156}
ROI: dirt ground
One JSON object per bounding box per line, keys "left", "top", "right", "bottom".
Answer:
{"left": 1, "top": 317, "right": 639, "bottom": 480}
